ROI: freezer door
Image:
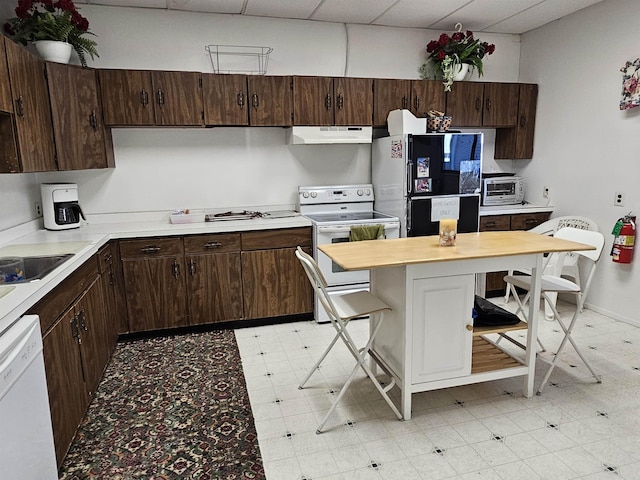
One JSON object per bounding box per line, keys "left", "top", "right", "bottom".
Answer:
{"left": 407, "top": 195, "right": 480, "bottom": 237}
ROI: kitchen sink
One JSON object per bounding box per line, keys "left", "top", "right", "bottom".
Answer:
{"left": 7, "top": 254, "right": 74, "bottom": 284}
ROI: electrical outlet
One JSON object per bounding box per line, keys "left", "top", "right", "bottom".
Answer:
{"left": 543, "top": 186, "right": 550, "bottom": 199}
{"left": 34, "top": 201, "right": 42, "bottom": 217}
{"left": 614, "top": 192, "right": 625, "bottom": 207}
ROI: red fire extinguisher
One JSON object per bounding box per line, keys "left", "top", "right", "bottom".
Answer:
{"left": 611, "top": 213, "right": 636, "bottom": 263}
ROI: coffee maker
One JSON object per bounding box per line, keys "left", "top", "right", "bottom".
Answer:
{"left": 41, "top": 183, "right": 86, "bottom": 230}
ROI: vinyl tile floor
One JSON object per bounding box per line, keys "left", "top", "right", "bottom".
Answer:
{"left": 234, "top": 299, "right": 640, "bottom": 480}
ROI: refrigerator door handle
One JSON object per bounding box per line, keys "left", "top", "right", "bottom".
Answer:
{"left": 407, "top": 160, "right": 413, "bottom": 196}
{"left": 407, "top": 200, "right": 412, "bottom": 234}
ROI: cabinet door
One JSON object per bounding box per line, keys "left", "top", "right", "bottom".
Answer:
{"left": 98, "top": 243, "right": 119, "bottom": 352}
{"left": 122, "top": 255, "right": 187, "bottom": 332}
{"left": 411, "top": 275, "right": 474, "bottom": 384}
{"left": 373, "top": 79, "right": 410, "bottom": 127}
{"left": 242, "top": 247, "right": 312, "bottom": 319}
{"left": 247, "top": 75, "right": 292, "bottom": 126}
{"left": 76, "top": 276, "right": 111, "bottom": 395}
{"left": 495, "top": 84, "right": 538, "bottom": 159}
{"left": 99, "top": 69, "right": 155, "bottom": 126}
{"left": 151, "top": 70, "right": 203, "bottom": 126}
{"left": 0, "top": 37, "right": 13, "bottom": 112}
{"left": 447, "top": 82, "right": 484, "bottom": 127}
{"left": 46, "top": 63, "right": 111, "bottom": 170}
{"left": 483, "top": 82, "right": 519, "bottom": 127}
{"left": 202, "top": 73, "right": 248, "bottom": 125}
{"left": 4, "top": 39, "right": 57, "bottom": 172}
{"left": 410, "top": 80, "right": 446, "bottom": 118}
{"left": 43, "top": 308, "right": 89, "bottom": 466}
{"left": 334, "top": 77, "right": 373, "bottom": 126}
{"left": 293, "top": 76, "right": 333, "bottom": 125}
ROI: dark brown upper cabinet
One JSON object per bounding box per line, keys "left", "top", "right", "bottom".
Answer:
{"left": 46, "top": 62, "right": 114, "bottom": 170}
{"left": 99, "top": 69, "right": 203, "bottom": 126}
{"left": 202, "top": 73, "right": 249, "bottom": 126}
{"left": 373, "top": 79, "right": 411, "bottom": 127}
{"left": 495, "top": 83, "right": 538, "bottom": 159}
{"left": 292, "top": 76, "right": 372, "bottom": 126}
{"left": 0, "top": 37, "right": 12, "bottom": 113}
{"left": 410, "top": 80, "right": 446, "bottom": 118}
{"left": 447, "top": 82, "right": 519, "bottom": 127}
{"left": 246, "top": 75, "right": 292, "bottom": 126}
{"left": 3, "top": 39, "right": 57, "bottom": 172}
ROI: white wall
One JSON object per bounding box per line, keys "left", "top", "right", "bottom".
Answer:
{"left": 515, "top": 0, "right": 640, "bottom": 324}
{"left": 30, "top": 5, "right": 520, "bottom": 215}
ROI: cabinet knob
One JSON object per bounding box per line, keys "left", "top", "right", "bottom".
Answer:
{"left": 15, "top": 96, "right": 24, "bottom": 117}
{"left": 325, "top": 94, "right": 332, "bottom": 110}
{"left": 140, "top": 246, "right": 161, "bottom": 254}
{"left": 414, "top": 96, "right": 420, "bottom": 111}
{"left": 252, "top": 93, "right": 259, "bottom": 109}
{"left": 402, "top": 96, "right": 408, "bottom": 110}
{"left": 204, "top": 241, "right": 222, "bottom": 249}
{"left": 172, "top": 261, "right": 180, "bottom": 279}
{"left": 475, "top": 98, "right": 482, "bottom": 111}
{"left": 466, "top": 324, "right": 474, "bottom": 331}
{"left": 237, "top": 92, "right": 245, "bottom": 108}
{"left": 485, "top": 98, "right": 492, "bottom": 112}
{"left": 337, "top": 93, "right": 344, "bottom": 110}
{"left": 188, "top": 259, "right": 196, "bottom": 276}
{"left": 140, "top": 90, "right": 149, "bottom": 107}
{"left": 157, "top": 89, "right": 165, "bottom": 106}
{"left": 519, "top": 115, "right": 526, "bottom": 128}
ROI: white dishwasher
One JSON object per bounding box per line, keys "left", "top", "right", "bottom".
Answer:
{"left": 0, "top": 315, "right": 58, "bottom": 479}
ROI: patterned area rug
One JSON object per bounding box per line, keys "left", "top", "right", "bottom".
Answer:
{"left": 59, "top": 330, "right": 265, "bottom": 480}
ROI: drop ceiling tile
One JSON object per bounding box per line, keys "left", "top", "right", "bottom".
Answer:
{"left": 311, "top": 0, "right": 398, "bottom": 25}
{"left": 244, "top": 0, "right": 321, "bottom": 20}
{"left": 167, "top": 0, "right": 244, "bottom": 14}
{"left": 429, "top": 0, "right": 542, "bottom": 32}
{"left": 87, "top": 0, "right": 168, "bottom": 8}
{"left": 372, "top": 0, "right": 470, "bottom": 29}
{"left": 487, "top": 0, "right": 603, "bottom": 33}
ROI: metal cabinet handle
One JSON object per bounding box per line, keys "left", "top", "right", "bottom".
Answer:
{"left": 402, "top": 96, "right": 408, "bottom": 109}
{"left": 157, "top": 89, "right": 165, "bottom": 106}
{"left": 89, "top": 110, "right": 98, "bottom": 129}
{"left": 475, "top": 97, "right": 482, "bottom": 111}
{"left": 109, "top": 271, "right": 115, "bottom": 286}
{"left": 77, "top": 308, "right": 88, "bottom": 331}
{"left": 237, "top": 92, "right": 245, "bottom": 108}
{"left": 189, "top": 259, "right": 196, "bottom": 276}
{"left": 172, "top": 261, "right": 180, "bottom": 279}
{"left": 70, "top": 315, "right": 81, "bottom": 344}
{"left": 484, "top": 221, "right": 496, "bottom": 228}
{"left": 337, "top": 93, "right": 344, "bottom": 110}
{"left": 414, "top": 96, "right": 420, "bottom": 111}
{"left": 140, "top": 246, "right": 161, "bottom": 254}
{"left": 103, "top": 253, "right": 113, "bottom": 264}
{"left": 15, "top": 96, "right": 24, "bottom": 117}
{"left": 466, "top": 324, "right": 474, "bottom": 331}
{"left": 485, "top": 98, "right": 492, "bottom": 112}
{"left": 252, "top": 93, "right": 259, "bottom": 109}
{"left": 325, "top": 94, "right": 332, "bottom": 110}
{"left": 204, "top": 241, "right": 222, "bottom": 249}
{"left": 519, "top": 115, "right": 526, "bottom": 128}
{"left": 140, "top": 89, "right": 149, "bottom": 107}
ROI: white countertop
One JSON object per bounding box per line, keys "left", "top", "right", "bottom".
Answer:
{"left": 0, "top": 211, "right": 311, "bottom": 336}
{"left": 480, "top": 204, "right": 554, "bottom": 216}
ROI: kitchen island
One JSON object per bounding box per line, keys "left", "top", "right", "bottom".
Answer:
{"left": 318, "top": 231, "right": 593, "bottom": 420}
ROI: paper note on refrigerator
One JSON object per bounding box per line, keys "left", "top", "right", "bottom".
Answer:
{"left": 431, "top": 197, "right": 460, "bottom": 221}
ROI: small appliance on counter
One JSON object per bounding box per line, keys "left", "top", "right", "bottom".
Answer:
{"left": 41, "top": 183, "right": 85, "bottom": 230}
{"left": 481, "top": 174, "right": 525, "bottom": 206}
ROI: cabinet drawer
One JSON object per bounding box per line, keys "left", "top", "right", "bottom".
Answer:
{"left": 479, "top": 216, "right": 510, "bottom": 231}
{"left": 184, "top": 233, "right": 241, "bottom": 254}
{"left": 119, "top": 237, "right": 183, "bottom": 259}
{"left": 28, "top": 256, "right": 99, "bottom": 334}
{"left": 510, "top": 213, "right": 550, "bottom": 231}
{"left": 242, "top": 227, "right": 312, "bottom": 250}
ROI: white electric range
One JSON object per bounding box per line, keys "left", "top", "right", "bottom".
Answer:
{"left": 298, "top": 184, "right": 400, "bottom": 323}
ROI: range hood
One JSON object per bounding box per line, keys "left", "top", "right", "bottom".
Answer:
{"left": 286, "top": 126, "right": 372, "bottom": 145}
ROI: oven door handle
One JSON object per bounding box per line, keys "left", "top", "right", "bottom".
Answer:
{"left": 317, "top": 223, "right": 400, "bottom": 235}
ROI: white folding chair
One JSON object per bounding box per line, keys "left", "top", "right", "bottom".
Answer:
{"left": 295, "top": 247, "right": 402, "bottom": 433}
{"left": 502, "top": 228, "right": 605, "bottom": 394}
{"left": 504, "top": 216, "right": 599, "bottom": 319}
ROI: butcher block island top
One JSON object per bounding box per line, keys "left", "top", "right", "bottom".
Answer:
{"left": 318, "top": 231, "right": 594, "bottom": 271}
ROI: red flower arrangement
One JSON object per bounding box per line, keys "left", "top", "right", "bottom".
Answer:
{"left": 4, "top": 0, "right": 98, "bottom": 67}
{"left": 420, "top": 24, "right": 496, "bottom": 91}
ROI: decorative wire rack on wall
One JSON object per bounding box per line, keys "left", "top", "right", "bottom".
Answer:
{"left": 205, "top": 45, "right": 273, "bottom": 75}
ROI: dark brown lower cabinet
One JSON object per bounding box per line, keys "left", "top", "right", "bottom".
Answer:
{"left": 481, "top": 212, "right": 551, "bottom": 295}
{"left": 119, "top": 237, "right": 187, "bottom": 333}
{"left": 241, "top": 228, "right": 313, "bottom": 319}
{"left": 40, "top": 269, "right": 112, "bottom": 467}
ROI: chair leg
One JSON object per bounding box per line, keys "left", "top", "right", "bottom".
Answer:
{"left": 537, "top": 294, "right": 601, "bottom": 394}
{"left": 299, "top": 319, "right": 351, "bottom": 389}
{"left": 315, "top": 314, "right": 402, "bottom": 433}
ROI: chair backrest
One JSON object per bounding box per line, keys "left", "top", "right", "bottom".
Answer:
{"left": 295, "top": 247, "right": 342, "bottom": 323}
{"left": 529, "top": 215, "right": 599, "bottom": 236}
{"left": 552, "top": 227, "right": 605, "bottom": 298}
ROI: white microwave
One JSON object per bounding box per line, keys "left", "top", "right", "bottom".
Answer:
{"left": 482, "top": 176, "right": 525, "bottom": 206}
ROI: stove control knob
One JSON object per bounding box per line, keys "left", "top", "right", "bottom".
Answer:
{"left": 310, "top": 191, "right": 317, "bottom": 198}
{"left": 357, "top": 189, "right": 364, "bottom": 196}
{"left": 365, "top": 188, "right": 371, "bottom": 195}
{"left": 302, "top": 192, "right": 309, "bottom": 198}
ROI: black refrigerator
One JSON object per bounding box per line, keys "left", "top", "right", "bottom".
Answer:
{"left": 372, "top": 132, "right": 482, "bottom": 237}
